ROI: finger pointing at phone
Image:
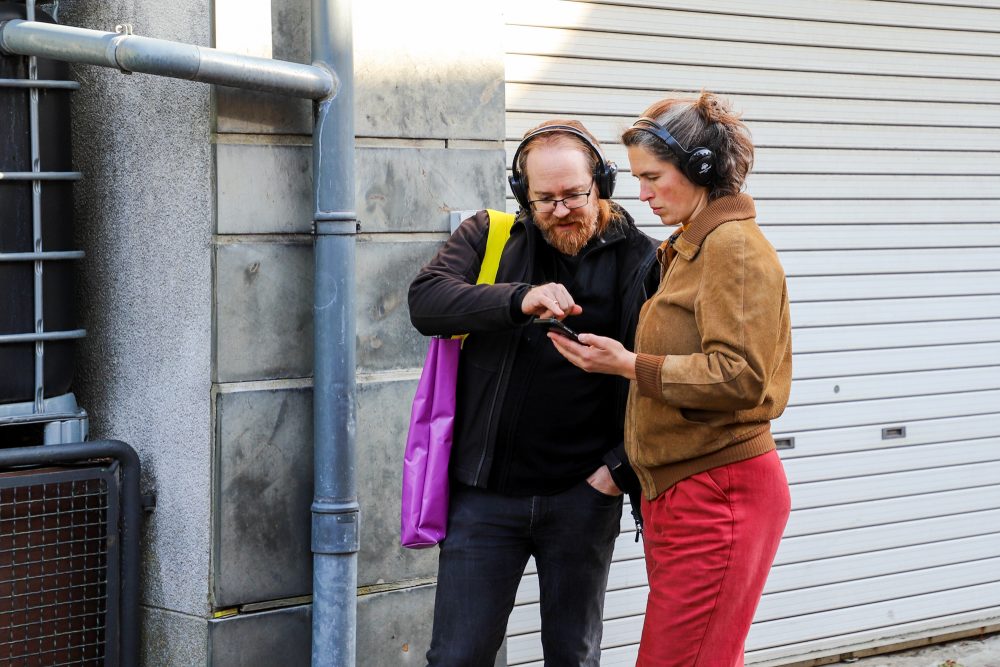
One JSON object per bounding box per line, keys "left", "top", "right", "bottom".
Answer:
{"left": 521, "top": 283, "right": 582, "bottom": 319}
{"left": 548, "top": 332, "right": 637, "bottom": 380}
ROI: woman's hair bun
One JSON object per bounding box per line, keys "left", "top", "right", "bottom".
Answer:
{"left": 693, "top": 90, "right": 726, "bottom": 123}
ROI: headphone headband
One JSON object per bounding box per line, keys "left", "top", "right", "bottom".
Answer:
{"left": 632, "top": 117, "right": 695, "bottom": 161}
{"left": 631, "top": 116, "right": 716, "bottom": 187}
{"left": 509, "top": 124, "right": 618, "bottom": 209}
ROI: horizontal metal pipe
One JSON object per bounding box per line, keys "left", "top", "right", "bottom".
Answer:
{"left": 0, "top": 171, "right": 83, "bottom": 180}
{"left": 0, "top": 19, "right": 335, "bottom": 100}
{"left": 0, "top": 329, "right": 86, "bottom": 344}
{"left": 0, "top": 78, "right": 80, "bottom": 89}
{"left": 0, "top": 251, "right": 85, "bottom": 261}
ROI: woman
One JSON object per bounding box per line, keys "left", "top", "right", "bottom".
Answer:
{"left": 549, "top": 92, "right": 792, "bottom": 666}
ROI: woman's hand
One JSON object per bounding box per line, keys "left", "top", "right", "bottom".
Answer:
{"left": 548, "top": 332, "right": 637, "bottom": 380}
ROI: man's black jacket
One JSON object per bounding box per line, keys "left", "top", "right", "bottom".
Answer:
{"left": 408, "top": 205, "right": 659, "bottom": 522}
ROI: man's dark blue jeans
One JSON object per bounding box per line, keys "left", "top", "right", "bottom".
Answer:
{"left": 425, "top": 479, "right": 623, "bottom": 667}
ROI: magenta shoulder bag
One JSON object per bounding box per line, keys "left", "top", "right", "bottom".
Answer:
{"left": 400, "top": 210, "right": 514, "bottom": 548}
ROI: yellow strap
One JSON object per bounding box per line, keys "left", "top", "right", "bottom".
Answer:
{"left": 477, "top": 209, "right": 515, "bottom": 285}
{"left": 456, "top": 209, "right": 516, "bottom": 343}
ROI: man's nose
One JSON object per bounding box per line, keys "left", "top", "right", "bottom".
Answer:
{"left": 639, "top": 184, "right": 652, "bottom": 202}
{"left": 553, "top": 200, "right": 573, "bottom": 218}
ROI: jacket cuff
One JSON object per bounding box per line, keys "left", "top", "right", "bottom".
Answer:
{"left": 635, "top": 353, "right": 665, "bottom": 398}
{"left": 509, "top": 284, "right": 533, "bottom": 323}
{"left": 602, "top": 443, "right": 640, "bottom": 497}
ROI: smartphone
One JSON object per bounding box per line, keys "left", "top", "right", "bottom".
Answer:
{"left": 532, "top": 317, "right": 582, "bottom": 344}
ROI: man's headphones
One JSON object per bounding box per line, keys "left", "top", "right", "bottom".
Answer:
{"left": 631, "top": 117, "right": 715, "bottom": 187}
{"left": 508, "top": 125, "right": 618, "bottom": 210}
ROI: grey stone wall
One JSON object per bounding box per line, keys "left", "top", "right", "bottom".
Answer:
{"left": 63, "top": 0, "right": 215, "bottom": 664}
{"left": 63, "top": 0, "right": 505, "bottom": 663}
{"left": 208, "top": 1, "right": 506, "bottom": 665}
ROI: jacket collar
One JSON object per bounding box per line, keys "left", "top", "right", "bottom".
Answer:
{"left": 669, "top": 193, "right": 756, "bottom": 261}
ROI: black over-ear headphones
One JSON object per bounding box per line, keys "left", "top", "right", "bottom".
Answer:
{"left": 631, "top": 117, "right": 715, "bottom": 187}
{"left": 508, "top": 125, "right": 618, "bottom": 210}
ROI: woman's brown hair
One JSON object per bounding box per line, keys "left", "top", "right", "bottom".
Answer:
{"left": 621, "top": 91, "right": 754, "bottom": 201}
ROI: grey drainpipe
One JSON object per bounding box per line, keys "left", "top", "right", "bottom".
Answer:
{"left": 0, "top": 4, "right": 359, "bottom": 665}
{"left": 309, "top": 1, "right": 358, "bottom": 666}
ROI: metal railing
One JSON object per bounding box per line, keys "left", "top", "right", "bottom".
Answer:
{"left": 0, "top": 0, "right": 85, "bottom": 416}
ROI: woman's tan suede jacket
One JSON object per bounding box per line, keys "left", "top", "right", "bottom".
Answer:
{"left": 626, "top": 193, "right": 792, "bottom": 500}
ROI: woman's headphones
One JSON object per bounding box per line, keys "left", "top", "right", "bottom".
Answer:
{"left": 631, "top": 117, "right": 715, "bottom": 187}
{"left": 508, "top": 125, "right": 618, "bottom": 210}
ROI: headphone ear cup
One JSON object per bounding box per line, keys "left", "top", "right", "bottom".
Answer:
{"left": 595, "top": 161, "right": 618, "bottom": 199}
{"left": 686, "top": 148, "right": 715, "bottom": 186}
{"left": 509, "top": 173, "right": 530, "bottom": 210}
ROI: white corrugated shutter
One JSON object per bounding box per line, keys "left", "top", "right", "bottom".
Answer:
{"left": 503, "top": 2, "right": 1000, "bottom": 664}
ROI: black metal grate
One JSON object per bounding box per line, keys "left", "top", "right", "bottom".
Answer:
{"left": 1, "top": 468, "right": 117, "bottom": 666}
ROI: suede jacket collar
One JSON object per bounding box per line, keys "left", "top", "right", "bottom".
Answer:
{"left": 657, "top": 193, "right": 757, "bottom": 265}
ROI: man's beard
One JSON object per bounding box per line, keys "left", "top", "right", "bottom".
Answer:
{"left": 535, "top": 207, "right": 599, "bottom": 256}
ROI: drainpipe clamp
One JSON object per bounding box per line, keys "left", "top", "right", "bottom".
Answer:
{"left": 315, "top": 212, "right": 358, "bottom": 236}
{"left": 107, "top": 32, "right": 132, "bottom": 74}
{"left": 311, "top": 499, "right": 360, "bottom": 554}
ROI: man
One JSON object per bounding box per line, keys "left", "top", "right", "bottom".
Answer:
{"left": 408, "top": 120, "right": 659, "bottom": 666}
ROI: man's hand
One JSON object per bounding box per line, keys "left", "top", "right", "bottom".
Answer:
{"left": 587, "top": 465, "right": 623, "bottom": 497}
{"left": 548, "top": 332, "right": 637, "bottom": 380}
{"left": 521, "top": 283, "right": 582, "bottom": 320}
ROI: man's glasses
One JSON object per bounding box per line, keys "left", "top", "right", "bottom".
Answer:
{"left": 528, "top": 183, "right": 594, "bottom": 213}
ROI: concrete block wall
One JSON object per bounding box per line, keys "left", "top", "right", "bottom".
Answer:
{"left": 64, "top": 0, "right": 504, "bottom": 662}
{"left": 207, "top": 1, "right": 507, "bottom": 665}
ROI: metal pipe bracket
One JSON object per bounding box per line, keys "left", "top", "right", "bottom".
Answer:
{"left": 311, "top": 499, "right": 360, "bottom": 555}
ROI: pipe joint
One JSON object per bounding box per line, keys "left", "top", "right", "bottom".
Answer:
{"left": 106, "top": 34, "right": 129, "bottom": 72}
{"left": 115, "top": 35, "right": 201, "bottom": 79}
{"left": 311, "top": 499, "right": 360, "bottom": 554}
{"left": 311, "top": 62, "right": 339, "bottom": 101}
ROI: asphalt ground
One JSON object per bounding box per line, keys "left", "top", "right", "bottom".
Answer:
{"left": 829, "top": 632, "right": 1000, "bottom": 667}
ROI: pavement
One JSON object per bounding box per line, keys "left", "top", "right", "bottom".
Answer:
{"left": 829, "top": 632, "right": 1000, "bottom": 667}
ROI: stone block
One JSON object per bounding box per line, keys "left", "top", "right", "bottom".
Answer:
{"left": 356, "top": 377, "right": 439, "bottom": 586}
{"left": 354, "top": 2, "right": 504, "bottom": 140}
{"left": 215, "top": 0, "right": 312, "bottom": 135}
{"left": 217, "top": 144, "right": 504, "bottom": 235}
{"left": 356, "top": 238, "right": 445, "bottom": 373}
{"left": 357, "top": 585, "right": 436, "bottom": 666}
{"left": 208, "top": 604, "right": 311, "bottom": 667}
{"left": 217, "top": 143, "right": 313, "bottom": 235}
{"left": 358, "top": 147, "right": 505, "bottom": 233}
{"left": 213, "top": 387, "right": 313, "bottom": 607}
{"left": 215, "top": 237, "right": 447, "bottom": 381}
{"left": 215, "top": 240, "right": 313, "bottom": 382}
